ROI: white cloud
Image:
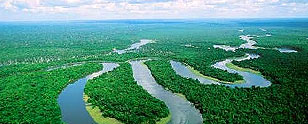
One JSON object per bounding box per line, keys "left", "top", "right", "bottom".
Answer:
{"left": 0, "top": 0, "right": 307, "bottom": 20}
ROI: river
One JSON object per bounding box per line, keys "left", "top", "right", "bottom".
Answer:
{"left": 171, "top": 33, "right": 273, "bottom": 88}
{"left": 114, "top": 39, "right": 154, "bottom": 54}
{"left": 57, "top": 63, "right": 119, "bottom": 124}
{"left": 131, "top": 60, "right": 203, "bottom": 124}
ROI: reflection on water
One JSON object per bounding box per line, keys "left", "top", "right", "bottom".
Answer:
{"left": 57, "top": 63, "right": 119, "bottom": 124}
{"left": 239, "top": 35, "right": 258, "bottom": 49}
{"left": 170, "top": 60, "right": 220, "bottom": 85}
{"left": 213, "top": 45, "right": 237, "bottom": 52}
{"left": 86, "top": 63, "right": 119, "bottom": 80}
{"left": 213, "top": 32, "right": 298, "bottom": 54}
{"left": 213, "top": 35, "right": 258, "bottom": 52}
{"left": 205, "top": 32, "right": 272, "bottom": 87}
{"left": 171, "top": 54, "right": 271, "bottom": 88}
{"left": 114, "top": 39, "right": 154, "bottom": 54}
{"left": 275, "top": 48, "right": 298, "bottom": 53}
{"left": 260, "top": 28, "right": 267, "bottom": 32}
{"left": 266, "top": 34, "right": 272, "bottom": 37}
{"left": 130, "top": 60, "right": 203, "bottom": 124}
{"left": 212, "top": 54, "right": 271, "bottom": 88}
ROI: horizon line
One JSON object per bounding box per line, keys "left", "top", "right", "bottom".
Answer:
{"left": 1, "top": 17, "right": 308, "bottom": 23}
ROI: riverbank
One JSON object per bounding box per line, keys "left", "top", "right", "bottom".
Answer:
{"left": 131, "top": 60, "right": 203, "bottom": 124}
{"left": 84, "top": 93, "right": 172, "bottom": 124}
{"left": 83, "top": 94, "right": 122, "bottom": 124}
{"left": 226, "top": 62, "right": 261, "bottom": 75}
{"left": 84, "top": 63, "right": 170, "bottom": 124}
{"left": 187, "top": 64, "right": 244, "bottom": 84}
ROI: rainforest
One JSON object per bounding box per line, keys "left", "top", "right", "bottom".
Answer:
{"left": 0, "top": 19, "right": 307, "bottom": 124}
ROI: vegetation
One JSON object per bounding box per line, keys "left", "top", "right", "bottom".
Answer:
{"left": 187, "top": 64, "right": 244, "bottom": 84}
{"left": 226, "top": 62, "right": 261, "bottom": 75}
{"left": 1, "top": 19, "right": 307, "bottom": 123}
{"left": 84, "top": 63, "right": 169, "bottom": 124}
{"left": 0, "top": 63, "right": 101, "bottom": 123}
{"left": 0, "top": 21, "right": 246, "bottom": 82}
{"left": 0, "top": 63, "right": 49, "bottom": 78}
{"left": 146, "top": 60, "right": 307, "bottom": 123}
{"left": 83, "top": 94, "right": 123, "bottom": 124}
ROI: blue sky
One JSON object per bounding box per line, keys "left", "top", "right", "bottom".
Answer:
{"left": 0, "top": 0, "right": 308, "bottom": 21}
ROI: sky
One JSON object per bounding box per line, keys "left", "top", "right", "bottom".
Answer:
{"left": 0, "top": 0, "right": 308, "bottom": 21}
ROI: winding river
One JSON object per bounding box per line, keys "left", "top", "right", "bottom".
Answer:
{"left": 57, "top": 63, "right": 119, "bottom": 124}
{"left": 213, "top": 35, "right": 258, "bottom": 52}
{"left": 57, "top": 33, "right": 293, "bottom": 123}
{"left": 213, "top": 35, "right": 298, "bottom": 53}
{"left": 170, "top": 60, "right": 220, "bottom": 85}
{"left": 275, "top": 48, "right": 298, "bottom": 53}
{"left": 212, "top": 54, "right": 271, "bottom": 88}
{"left": 114, "top": 39, "right": 154, "bottom": 54}
{"left": 171, "top": 54, "right": 271, "bottom": 88}
{"left": 171, "top": 34, "right": 273, "bottom": 88}
{"left": 130, "top": 60, "right": 203, "bottom": 124}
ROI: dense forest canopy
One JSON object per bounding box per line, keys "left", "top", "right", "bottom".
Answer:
{"left": 0, "top": 19, "right": 307, "bottom": 123}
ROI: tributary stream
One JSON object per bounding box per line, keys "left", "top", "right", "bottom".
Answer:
{"left": 57, "top": 63, "right": 119, "bottom": 124}
{"left": 130, "top": 60, "right": 203, "bottom": 124}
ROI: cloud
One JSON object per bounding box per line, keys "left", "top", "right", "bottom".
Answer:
{"left": 0, "top": 0, "right": 307, "bottom": 20}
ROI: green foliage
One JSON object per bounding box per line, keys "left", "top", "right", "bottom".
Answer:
{"left": 0, "top": 23, "right": 142, "bottom": 64}
{"left": 0, "top": 63, "right": 48, "bottom": 78}
{"left": 233, "top": 48, "right": 308, "bottom": 122}
{"left": 85, "top": 63, "right": 169, "bottom": 124}
{"left": 0, "top": 63, "right": 101, "bottom": 123}
{"left": 146, "top": 60, "right": 307, "bottom": 123}
{"left": 0, "top": 22, "right": 245, "bottom": 82}
{"left": 1, "top": 20, "right": 308, "bottom": 123}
